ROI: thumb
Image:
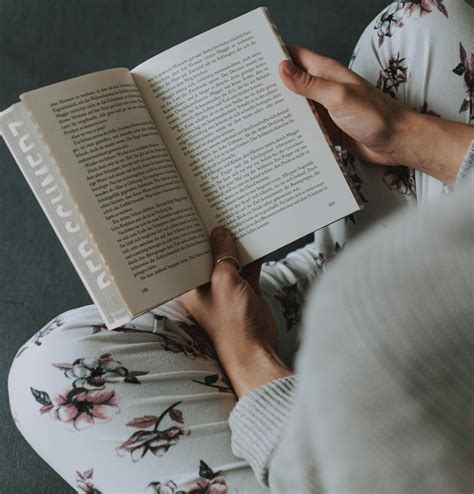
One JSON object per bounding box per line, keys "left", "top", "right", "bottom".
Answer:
{"left": 210, "top": 227, "right": 240, "bottom": 277}
{"left": 279, "top": 59, "right": 344, "bottom": 110}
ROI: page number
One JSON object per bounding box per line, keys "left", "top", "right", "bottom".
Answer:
{"left": 328, "top": 201, "right": 336, "bottom": 207}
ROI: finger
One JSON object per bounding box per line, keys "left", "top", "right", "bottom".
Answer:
{"left": 312, "top": 101, "right": 344, "bottom": 146}
{"left": 241, "top": 259, "right": 263, "bottom": 294}
{"left": 210, "top": 227, "right": 240, "bottom": 279}
{"left": 287, "top": 45, "right": 358, "bottom": 84}
{"left": 179, "top": 287, "right": 201, "bottom": 314}
{"left": 279, "top": 59, "right": 349, "bottom": 111}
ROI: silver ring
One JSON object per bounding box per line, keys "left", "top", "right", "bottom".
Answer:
{"left": 215, "top": 255, "right": 240, "bottom": 271}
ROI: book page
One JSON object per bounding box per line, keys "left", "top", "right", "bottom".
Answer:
{"left": 21, "top": 68, "right": 212, "bottom": 315}
{"left": 132, "top": 7, "right": 359, "bottom": 265}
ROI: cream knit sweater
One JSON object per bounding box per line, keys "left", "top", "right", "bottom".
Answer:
{"left": 229, "top": 142, "right": 474, "bottom": 493}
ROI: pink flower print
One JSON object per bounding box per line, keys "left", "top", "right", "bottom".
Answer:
{"left": 452, "top": 42, "right": 473, "bottom": 121}
{"left": 33, "top": 316, "right": 64, "bottom": 346}
{"left": 177, "top": 322, "right": 217, "bottom": 360}
{"left": 374, "top": 3, "right": 405, "bottom": 47}
{"left": 383, "top": 166, "right": 416, "bottom": 195}
{"left": 76, "top": 469, "right": 102, "bottom": 494}
{"left": 145, "top": 481, "right": 179, "bottom": 494}
{"left": 376, "top": 53, "right": 409, "bottom": 99}
{"left": 153, "top": 315, "right": 217, "bottom": 360}
{"left": 402, "top": 0, "right": 448, "bottom": 19}
{"left": 184, "top": 461, "right": 230, "bottom": 493}
{"left": 53, "top": 353, "right": 148, "bottom": 388}
{"left": 374, "top": 1, "right": 448, "bottom": 47}
{"left": 118, "top": 402, "right": 190, "bottom": 462}
{"left": 31, "top": 386, "right": 119, "bottom": 430}
{"left": 52, "top": 388, "right": 119, "bottom": 430}
{"left": 119, "top": 427, "right": 190, "bottom": 462}
{"left": 192, "top": 373, "right": 233, "bottom": 393}
{"left": 146, "top": 460, "right": 230, "bottom": 494}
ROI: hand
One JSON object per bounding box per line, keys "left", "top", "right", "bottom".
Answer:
{"left": 279, "top": 46, "right": 474, "bottom": 184}
{"left": 180, "top": 227, "right": 290, "bottom": 398}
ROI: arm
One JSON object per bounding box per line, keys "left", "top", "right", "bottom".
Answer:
{"left": 400, "top": 112, "right": 473, "bottom": 185}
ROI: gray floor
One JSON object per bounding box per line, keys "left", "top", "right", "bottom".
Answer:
{"left": 0, "top": 1, "right": 389, "bottom": 491}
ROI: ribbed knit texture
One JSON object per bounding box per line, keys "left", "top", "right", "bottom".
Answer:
{"left": 229, "top": 376, "right": 296, "bottom": 484}
{"left": 456, "top": 140, "right": 474, "bottom": 185}
{"left": 228, "top": 143, "right": 474, "bottom": 492}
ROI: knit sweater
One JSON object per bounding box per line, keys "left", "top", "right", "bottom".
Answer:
{"left": 229, "top": 142, "right": 474, "bottom": 493}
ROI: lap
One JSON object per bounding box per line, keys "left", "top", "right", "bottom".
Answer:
{"left": 9, "top": 305, "right": 268, "bottom": 493}
{"left": 8, "top": 243, "right": 318, "bottom": 492}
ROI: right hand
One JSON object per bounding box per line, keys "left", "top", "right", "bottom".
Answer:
{"left": 279, "top": 46, "right": 474, "bottom": 184}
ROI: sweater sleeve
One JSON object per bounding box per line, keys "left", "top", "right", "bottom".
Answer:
{"left": 228, "top": 141, "right": 473, "bottom": 489}
{"left": 455, "top": 140, "right": 474, "bottom": 185}
{"left": 228, "top": 375, "right": 297, "bottom": 485}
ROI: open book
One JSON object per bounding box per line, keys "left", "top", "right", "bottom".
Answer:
{"left": 0, "top": 7, "right": 360, "bottom": 329}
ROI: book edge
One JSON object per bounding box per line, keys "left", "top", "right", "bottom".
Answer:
{"left": 0, "top": 103, "right": 132, "bottom": 329}
{"left": 261, "top": 7, "right": 364, "bottom": 211}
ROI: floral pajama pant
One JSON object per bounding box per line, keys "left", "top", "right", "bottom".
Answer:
{"left": 8, "top": 1, "right": 472, "bottom": 493}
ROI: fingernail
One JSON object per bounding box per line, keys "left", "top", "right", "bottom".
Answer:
{"left": 212, "top": 227, "right": 227, "bottom": 242}
{"left": 282, "top": 60, "right": 298, "bottom": 76}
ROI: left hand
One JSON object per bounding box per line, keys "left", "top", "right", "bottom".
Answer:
{"left": 280, "top": 46, "right": 474, "bottom": 185}
{"left": 180, "top": 227, "right": 290, "bottom": 397}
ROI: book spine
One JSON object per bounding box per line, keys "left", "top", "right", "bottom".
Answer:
{"left": 261, "top": 7, "right": 364, "bottom": 209}
{"left": 0, "top": 103, "right": 131, "bottom": 329}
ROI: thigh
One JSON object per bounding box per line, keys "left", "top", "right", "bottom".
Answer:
{"left": 8, "top": 305, "right": 268, "bottom": 493}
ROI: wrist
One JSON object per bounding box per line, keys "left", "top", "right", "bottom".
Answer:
{"left": 396, "top": 110, "right": 474, "bottom": 184}
{"left": 219, "top": 343, "right": 291, "bottom": 398}
{"left": 393, "top": 109, "right": 427, "bottom": 170}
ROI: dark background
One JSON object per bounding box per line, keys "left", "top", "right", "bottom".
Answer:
{"left": 0, "top": 1, "right": 390, "bottom": 491}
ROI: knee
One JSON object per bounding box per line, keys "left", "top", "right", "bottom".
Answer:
{"left": 7, "top": 305, "right": 102, "bottom": 431}
{"left": 6, "top": 306, "right": 109, "bottom": 490}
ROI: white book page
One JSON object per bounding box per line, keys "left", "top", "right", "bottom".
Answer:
{"left": 21, "top": 68, "right": 212, "bottom": 315}
{"left": 132, "top": 7, "right": 359, "bottom": 265}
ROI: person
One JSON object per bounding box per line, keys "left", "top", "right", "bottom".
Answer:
{"left": 8, "top": 1, "right": 473, "bottom": 492}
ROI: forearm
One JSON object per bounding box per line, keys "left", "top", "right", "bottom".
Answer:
{"left": 219, "top": 343, "right": 291, "bottom": 398}
{"left": 399, "top": 111, "right": 474, "bottom": 184}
